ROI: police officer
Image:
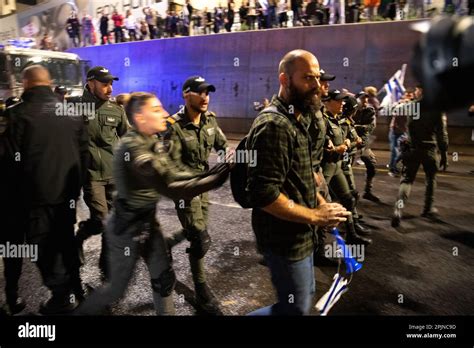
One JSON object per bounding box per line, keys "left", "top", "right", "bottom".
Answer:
{"left": 392, "top": 87, "right": 449, "bottom": 227}
{"left": 308, "top": 69, "right": 340, "bottom": 266}
{"left": 165, "top": 76, "right": 228, "bottom": 315}
{"left": 339, "top": 94, "right": 361, "bottom": 198}
{"left": 321, "top": 90, "right": 372, "bottom": 246}
{"left": 71, "top": 66, "right": 129, "bottom": 278}
{"left": 5, "top": 65, "right": 88, "bottom": 314}
{"left": 75, "top": 92, "right": 231, "bottom": 315}
{"left": 338, "top": 94, "right": 371, "bottom": 236}
{"left": 353, "top": 91, "right": 380, "bottom": 202}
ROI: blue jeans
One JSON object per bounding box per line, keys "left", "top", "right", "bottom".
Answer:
{"left": 389, "top": 130, "right": 405, "bottom": 172}
{"left": 248, "top": 252, "right": 315, "bottom": 315}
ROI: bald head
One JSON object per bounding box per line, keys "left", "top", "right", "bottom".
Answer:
{"left": 22, "top": 65, "right": 51, "bottom": 91}
{"left": 278, "top": 50, "right": 322, "bottom": 115}
{"left": 278, "top": 49, "right": 320, "bottom": 78}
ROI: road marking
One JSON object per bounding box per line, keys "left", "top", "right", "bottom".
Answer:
{"left": 209, "top": 200, "right": 243, "bottom": 209}
{"left": 352, "top": 166, "right": 474, "bottom": 180}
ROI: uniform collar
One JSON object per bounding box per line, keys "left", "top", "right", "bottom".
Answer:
{"left": 82, "top": 85, "right": 107, "bottom": 107}
{"left": 182, "top": 107, "right": 209, "bottom": 128}
{"left": 324, "top": 109, "right": 340, "bottom": 121}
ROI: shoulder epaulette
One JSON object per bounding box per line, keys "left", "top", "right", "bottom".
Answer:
{"left": 167, "top": 113, "right": 182, "bottom": 125}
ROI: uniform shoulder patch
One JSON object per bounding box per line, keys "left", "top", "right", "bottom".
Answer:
{"left": 167, "top": 113, "right": 182, "bottom": 125}
{"left": 206, "top": 111, "right": 217, "bottom": 118}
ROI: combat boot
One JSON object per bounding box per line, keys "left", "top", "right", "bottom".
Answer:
{"left": 363, "top": 191, "right": 381, "bottom": 203}
{"left": 421, "top": 207, "right": 441, "bottom": 221}
{"left": 5, "top": 297, "right": 26, "bottom": 315}
{"left": 39, "top": 292, "right": 78, "bottom": 315}
{"left": 354, "top": 219, "right": 372, "bottom": 236}
{"left": 345, "top": 221, "right": 372, "bottom": 246}
{"left": 5, "top": 287, "right": 26, "bottom": 315}
{"left": 195, "top": 282, "right": 223, "bottom": 316}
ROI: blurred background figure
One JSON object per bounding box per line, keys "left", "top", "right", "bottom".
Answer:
{"left": 54, "top": 85, "right": 71, "bottom": 101}
{"left": 66, "top": 11, "right": 81, "bottom": 48}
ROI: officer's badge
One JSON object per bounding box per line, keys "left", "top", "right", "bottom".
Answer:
{"left": 207, "top": 127, "right": 215, "bottom": 136}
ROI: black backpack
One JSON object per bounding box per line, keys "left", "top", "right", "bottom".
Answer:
{"left": 230, "top": 134, "right": 252, "bottom": 208}
{"left": 230, "top": 106, "right": 295, "bottom": 209}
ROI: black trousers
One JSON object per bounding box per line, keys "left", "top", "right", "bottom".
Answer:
{"left": 1, "top": 214, "right": 25, "bottom": 303}
{"left": 81, "top": 179, "right": 114, "bottom": 276}
{"left": 26, "top": 202, "right": 82, "bottom": 299}
{"left": 76, "top": 208, "right": 175, "bottom": 315}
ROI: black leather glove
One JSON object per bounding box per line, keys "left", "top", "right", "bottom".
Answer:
{"left": 439, "top": 151, "right": 448, "bottom": 171}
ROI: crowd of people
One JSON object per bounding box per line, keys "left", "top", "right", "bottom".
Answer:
{"left": 55, "top": 0, "right": 466, "bottom": 49}
{"left": 0, "top": 46, "right": 449, "bottom": 315}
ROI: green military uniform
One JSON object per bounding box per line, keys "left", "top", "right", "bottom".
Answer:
{"left": 339, "top": 115, "right": 359, "bottom": 197}
{"left": 76, "top": 128, "right": 229, "bottom": 315}
{"left": 353, "top": 106, "right": 378, "bottom": 199}
{"left": 308, "top": 107, "right": 332, "bottom": 258}
{"left": 393, "top": 101, "right": 448, "bottom": 225}
{"left": 70, "top": 86, "right": 129, "bottom": 276}
{"left": 322, "top": 110, "right": 354, "bottom": 211}
{"left": 165, "top": 108, "right": 228, "bottom": 285}
{"left": 339, "top": 114, "right": 365, "bottom": 223}
{"left": 321, "top": 109, "right": 371, "bottom": 244}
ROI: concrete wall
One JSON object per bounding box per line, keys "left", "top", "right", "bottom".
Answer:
{"left": 69, "top": 20, "right": 474, "bottom": 145}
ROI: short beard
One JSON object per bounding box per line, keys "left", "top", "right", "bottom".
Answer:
{"left": 288, "top": 80, "right": 321, "bottom": 114}
{"left": 188, "top": 102, "right": 206, "bottom": 115}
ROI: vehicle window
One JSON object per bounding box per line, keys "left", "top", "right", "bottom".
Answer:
{"left": 10, "top": 54, "right": 81, "bottom": 86}
{"left": 0, "top": 54, "right": 9, "bottom": 86}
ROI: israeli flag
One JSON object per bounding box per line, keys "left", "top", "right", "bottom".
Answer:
{"left": 315, "top": 273, "right": 349, "bottom": 316}
{"left": 380, "top": 64, "right": 407, "bottom": 110}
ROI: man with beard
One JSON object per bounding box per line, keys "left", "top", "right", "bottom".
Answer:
{"left": 71, "top": 66, "right": 129, "bottom": 280}
{"left": 246, "top": 50, "right": 350, "bottom": 315}
{"left": 165, "top": 76, "right": 228, "bottom": 315}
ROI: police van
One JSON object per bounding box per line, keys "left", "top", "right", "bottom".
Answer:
{"left": 0, "top": 43, "right": 87, "bottom": 100}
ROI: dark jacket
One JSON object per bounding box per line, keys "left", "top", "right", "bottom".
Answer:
{"left": 407, "top": 101, "right": 448, "bottom": 151}
{"left": 6, "top": 86, "right": 89, "bottom": 207}
{"left": 69, "top": 86, "right": 129, "bottom": 181}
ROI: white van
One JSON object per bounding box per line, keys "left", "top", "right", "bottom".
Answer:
{"left": 0, "top": 45, "right": 87, "bottom": 100}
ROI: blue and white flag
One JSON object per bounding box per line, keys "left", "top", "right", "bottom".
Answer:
{"left": 380, "top": 64, "right": 407, "bottom": 110}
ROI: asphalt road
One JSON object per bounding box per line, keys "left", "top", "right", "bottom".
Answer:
{"left": 1, "top": 141, "right": 473, "bottom": 316}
